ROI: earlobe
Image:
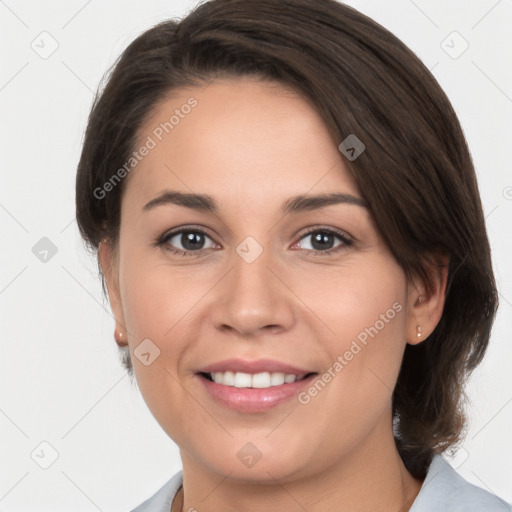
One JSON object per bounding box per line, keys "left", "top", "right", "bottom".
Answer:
{"left": 98, "top": 239, "right": 127, "bottom": 347}
{"left": 114, "top": 328, "right": 128, "bottom": 347}
{"left": 406, "top": 252, "right": 449, "bottom": 345}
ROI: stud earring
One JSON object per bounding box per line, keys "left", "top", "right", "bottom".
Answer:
{"left": 417, "top": 325, "right": 422, "bottom": 338}
{"left": 114, "top": 329, "right": 125, "bottom": 344}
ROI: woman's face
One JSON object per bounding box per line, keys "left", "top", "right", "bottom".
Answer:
{"left": 103, "top": 77, "right": 422, "bottom": 483}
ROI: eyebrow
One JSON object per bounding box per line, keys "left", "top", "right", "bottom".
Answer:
{"left": 143, "top": 190, "right": 367, "bottom": 214}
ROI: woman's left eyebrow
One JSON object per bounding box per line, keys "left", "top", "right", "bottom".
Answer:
{"left": 282, "top": 192, "right": 367, "bottom": 214}
{"left": 142, "top": 190, "right": 367, "bottom": 213}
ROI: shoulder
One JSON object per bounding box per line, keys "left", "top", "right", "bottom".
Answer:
{"left": 130, "top": 469, "right": 183, "bottom": 512}
{"left": 410, "top": 454, "right": 511, "bottom": 512}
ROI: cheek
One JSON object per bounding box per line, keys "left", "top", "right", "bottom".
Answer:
{"left": 298, "top": 256, "right": 406, "bottom": 372}
{"left": 118, "top": 257, "right": 193, "bottom": 433}
{"left": 117, "top": 248, "right": 188, "bottom": 394}
{"left": 299, "top": 259, "right": 407, "bottom": 432}
{"left": 330, "top": 304, "right": 406, "bottom": 408}
{"left": 118, "top": 239, "right": 200, "bottom": 341}
{"left": 120, "top": 268, "right": 175, "bottom": 342}
{"left": 118, "top": 251, "right": 213, "bottom": 383}
{"left": 293, "top": 255, "right": 407, "bottom": 345}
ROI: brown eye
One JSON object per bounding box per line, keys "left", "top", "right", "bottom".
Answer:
{"left": 158, "top": 227, "right": 218, "bottom": 256}
{"left": 295, "top": 228, "right": 352, "bottom": 255}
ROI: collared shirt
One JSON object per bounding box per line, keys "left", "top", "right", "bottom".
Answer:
{"left": 131, "top": 454, "right": 512, "bottom": 511}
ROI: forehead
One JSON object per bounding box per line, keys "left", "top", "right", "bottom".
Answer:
{"left": 125, "top": 77, "right": 361, "bottom": 210}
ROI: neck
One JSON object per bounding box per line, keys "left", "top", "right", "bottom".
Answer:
{"left": 174, "top": 420, "right": 423, "bottom": 512}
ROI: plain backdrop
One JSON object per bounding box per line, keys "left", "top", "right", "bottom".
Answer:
{"left": 1, "top": 0, "right": 511, "bottom": 510}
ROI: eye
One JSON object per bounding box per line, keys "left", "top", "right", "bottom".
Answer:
{"left": 293, "top": 227, "right": 353, "bottom": 255}
{"left": 156, "top": 227, "right": 218, "bottom": 256}
{"left": 154, "top": 225, "right": 353, "bottom": 257}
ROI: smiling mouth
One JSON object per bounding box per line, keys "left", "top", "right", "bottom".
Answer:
{"left": 198, "top": 372, "right": 318, "bottom": 389}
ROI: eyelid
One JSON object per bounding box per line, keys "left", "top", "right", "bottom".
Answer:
{"left": 295, "top": 224, "right": 353, "bottom": 241}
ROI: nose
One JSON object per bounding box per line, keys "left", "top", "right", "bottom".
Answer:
{"left": 210, "top": 240, "right": 295, "bottom": 337}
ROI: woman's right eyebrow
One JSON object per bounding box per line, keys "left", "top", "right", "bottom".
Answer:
{"left": 143, "top": 189, "right": 217, "bottom": 212}
{"left": 143, "top": 190, "right": 367, "bottom": 214}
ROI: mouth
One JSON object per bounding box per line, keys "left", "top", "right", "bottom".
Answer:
{"left": 198, "top": 371, "right": 318, "bottom": 388}
{"left": 196, "top": 370, "right": 319, "bottom": 412}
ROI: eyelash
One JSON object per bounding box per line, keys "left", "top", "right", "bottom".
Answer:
{"left": 153, "top": 225, "right": 353, "bottom": 257}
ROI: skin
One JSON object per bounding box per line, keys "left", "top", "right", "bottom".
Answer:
{"left": 99, "top": 77, "right": 448, "bottom": 512}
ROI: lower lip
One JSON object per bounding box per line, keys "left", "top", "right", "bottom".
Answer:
{"left": 196, "top": 373, "right": 317, "bottom": 412}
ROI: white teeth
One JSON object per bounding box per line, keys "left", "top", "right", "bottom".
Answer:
{"left": 252, "top": 372, "right": 271, "bottom": 388}
{"left": 211, "top": 371, "right": 301, "bottom": 388}
{"left": 234, "top": 372, "right": 252, "bottom": 388}
{"left": 284, "top": 373, "right": 297, "bottom": 384}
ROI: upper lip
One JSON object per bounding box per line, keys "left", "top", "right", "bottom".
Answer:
{"left": 197, "top": 358, "right": 316, "bottom": 377}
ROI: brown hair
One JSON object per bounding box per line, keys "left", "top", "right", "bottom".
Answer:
{"left": 75, "top": 0, "right": 498, "bottom": 479}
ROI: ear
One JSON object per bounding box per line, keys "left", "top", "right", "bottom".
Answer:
{"left": 98, "top": 239, "right": 128, "bottom": 347}
{"left": 405, "top": 251, "right": 449, "bottom": 345}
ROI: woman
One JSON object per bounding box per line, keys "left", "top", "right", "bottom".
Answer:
{"left": 75, "top": 0, "right": 511, "bottom": 510}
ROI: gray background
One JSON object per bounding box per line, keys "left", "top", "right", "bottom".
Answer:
{"left": 1, "top": 0, "right": 511, "bottom": 510}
